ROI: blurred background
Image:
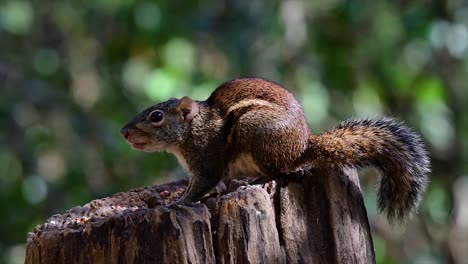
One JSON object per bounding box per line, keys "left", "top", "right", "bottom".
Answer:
{"left": 1, "top": 0, "right": 467, "bottom": 263}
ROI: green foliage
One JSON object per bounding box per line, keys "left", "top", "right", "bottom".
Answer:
{"left": 1, "top": 1, "right": 468, "bottom": 263}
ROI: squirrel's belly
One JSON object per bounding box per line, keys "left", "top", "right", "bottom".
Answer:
{"left": 227, "top": 153, "right": 266, "bottom": 179}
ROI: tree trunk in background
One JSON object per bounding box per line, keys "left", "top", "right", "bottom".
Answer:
{"left": 25, "top": 168, "right": 375, "bottom": 264}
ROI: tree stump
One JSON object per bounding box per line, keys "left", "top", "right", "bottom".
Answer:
{"left": 25, "top": 168, "right": 375, "bottom": 264}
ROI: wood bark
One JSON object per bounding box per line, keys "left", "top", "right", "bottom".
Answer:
{"left": 25, "top": 168, "right": 375, "bottom": 264}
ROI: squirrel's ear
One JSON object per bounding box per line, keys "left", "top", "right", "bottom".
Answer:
{"left": 176, "top": 96, "right": 199, "bottom": 122}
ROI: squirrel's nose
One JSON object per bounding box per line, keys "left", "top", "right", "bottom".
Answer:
{"left": 120, "top": 128, "right": 129, "bottom": 139}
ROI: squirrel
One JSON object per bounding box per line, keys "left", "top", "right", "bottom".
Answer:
{"left": 121, "top": 78, "right": 430, "bottom": 222}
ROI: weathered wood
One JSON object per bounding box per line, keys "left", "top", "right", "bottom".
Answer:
{"left": 25, "top": 168, "right": 375, "bottom": 264}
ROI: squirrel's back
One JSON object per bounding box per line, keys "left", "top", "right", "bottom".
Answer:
{"left": 207, "top": 78, "right": 303, "bottom": 116}
{"left": 206, "top": 78, "right": 310, "bottom": 176}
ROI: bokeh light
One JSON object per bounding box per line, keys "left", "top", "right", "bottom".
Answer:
{"left": 1, "top": 1, "right": 467, "bottom": 263}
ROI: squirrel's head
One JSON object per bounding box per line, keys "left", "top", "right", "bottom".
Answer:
{"left": 120, "top": 96, "right": 199, "bottom": 152}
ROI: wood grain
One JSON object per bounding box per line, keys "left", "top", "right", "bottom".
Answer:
{"left": 26, "top": 169, "right": 375, "bottom": 264}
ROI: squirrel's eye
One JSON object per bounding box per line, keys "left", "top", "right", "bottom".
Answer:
{"left": 149, "top": 110, "right": 164, "bottom": 123}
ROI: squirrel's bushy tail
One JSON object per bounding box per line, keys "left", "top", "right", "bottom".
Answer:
{"left": 305, "top": 117, "right": 430, "bottom": 222}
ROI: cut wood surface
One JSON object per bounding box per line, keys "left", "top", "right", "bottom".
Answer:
{"left": 25, "top": 168, "right": 375, "bottom": 264}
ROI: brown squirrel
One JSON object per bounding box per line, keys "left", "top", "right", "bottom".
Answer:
{"left": 121, "top": 78, "right": 430, "bottom": 222}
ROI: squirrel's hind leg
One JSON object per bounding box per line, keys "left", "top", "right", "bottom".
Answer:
{"left": 237, "top": 112, "right": 307, "bottom": 174}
